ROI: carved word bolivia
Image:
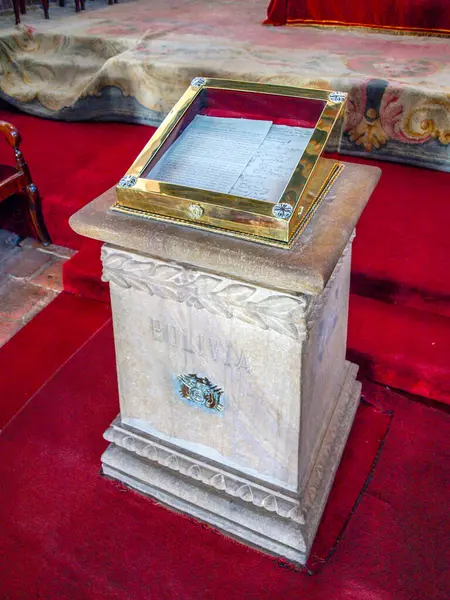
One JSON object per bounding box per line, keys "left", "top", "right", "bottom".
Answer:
{"left": 101, "top": 248, "right": 308, "bottom": 342}
{"left": 151, "top": 318, "right": 250, "bottom": 371}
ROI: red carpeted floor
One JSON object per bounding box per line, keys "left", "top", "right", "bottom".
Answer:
{"left": 0, "top": 109, "right": 449, "bottom": 597}
{"left": 0, "top": 315, "right": 444, "bottom": 598}
{"left": 0, "top": 317, "right": 448, "bottom": 599}
{"left": 0, "top": 292, "right": 111, "bottom": 429}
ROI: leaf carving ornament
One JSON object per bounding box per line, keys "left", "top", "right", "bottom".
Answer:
{"left": 102, "top": 248, "right": 307, "bottom": 341}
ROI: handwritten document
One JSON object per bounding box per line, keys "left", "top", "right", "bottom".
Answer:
{"left": 230, "top": 124, "right": 314, "bottom": 203}
{"left": 147, "top": 115, "right": 314, "bottom": 202}
{"left": 147, "top": 115, "right": 272, "bottom": 194}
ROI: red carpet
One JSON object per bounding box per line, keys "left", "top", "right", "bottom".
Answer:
{"left": 348, "top": 293, "right": 450, "bottom": 403}
{"left": 0, "top": 110, "right": 449, "bottom": 598}
{"left": 307, "top": 396, "right": 391, "bottom": 570}
{"left": 2, "top": 319, "right": 449, "bottom": 599}
{"left": 321, "top": 153, "right": 450, "bottom": 318}
{"left": 63, "top": 239, "right": 109, "bottom": 304}
{"left": 0, "top": 292, "right": 111, "bottom": 429}
{"left": 347, "top": 157, "right": 450, "bottom": 319}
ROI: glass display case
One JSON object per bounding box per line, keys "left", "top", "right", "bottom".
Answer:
{"left": 114, "top": 78, "right": 347, "bottom": 248}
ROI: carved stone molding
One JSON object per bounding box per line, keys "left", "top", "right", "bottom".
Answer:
{"left": 101, "top": 361, "right": 361, "bottom": 562}
{"left": 104, "top": 420, "right": 305, "bottom": 525}
{"left": 102, "top": 246, "right": 307, "bottom": 341}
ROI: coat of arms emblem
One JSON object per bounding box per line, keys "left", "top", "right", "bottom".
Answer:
{"left": 176, "top": 374, "right": 224, "bottom": 412}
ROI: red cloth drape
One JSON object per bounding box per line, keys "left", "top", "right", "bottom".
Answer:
{"left": 265, "top": 0, "right": 450, "bottom": 33}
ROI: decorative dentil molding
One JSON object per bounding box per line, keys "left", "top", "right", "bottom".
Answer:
{"left": 101, "top": 246, "right": 307, "bottom": 342}
{"left": 102, "top": 367, "right": 359, "bottom": 551}
{"left": 104, "top": 421, "right": 306, "bottom": 527}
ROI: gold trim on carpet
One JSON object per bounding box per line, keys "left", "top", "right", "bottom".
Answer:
{"left": 285, "top": 19, "right": 450, "bottom": 38}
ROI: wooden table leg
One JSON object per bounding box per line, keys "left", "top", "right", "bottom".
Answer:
{"left": 42, "top": 0, "right": 50, "bottom": 19}
{"left": 12, "top": 0, "right": 21, "bottom": 24}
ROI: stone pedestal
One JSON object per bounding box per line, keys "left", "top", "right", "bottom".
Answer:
{"left": 70, "top": 162, "right": 380, "bottom": 565}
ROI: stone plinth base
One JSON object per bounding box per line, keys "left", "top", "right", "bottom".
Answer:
{"left": 102, "top": 362, "right": 360, "bottom": 565}
{"left": 69, "top": 162, "right": 380, "bottom": 565}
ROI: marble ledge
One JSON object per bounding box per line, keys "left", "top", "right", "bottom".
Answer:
{"left": 70, "top": 162, "right": 380, "bottom": 296}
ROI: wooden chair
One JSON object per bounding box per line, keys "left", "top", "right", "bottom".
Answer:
{"left": 0, "top": 121, "right": 51, "bottom": 246}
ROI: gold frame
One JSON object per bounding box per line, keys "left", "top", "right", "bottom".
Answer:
{"left": 113, "top": 78, "right": 347, "bottom": 248}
